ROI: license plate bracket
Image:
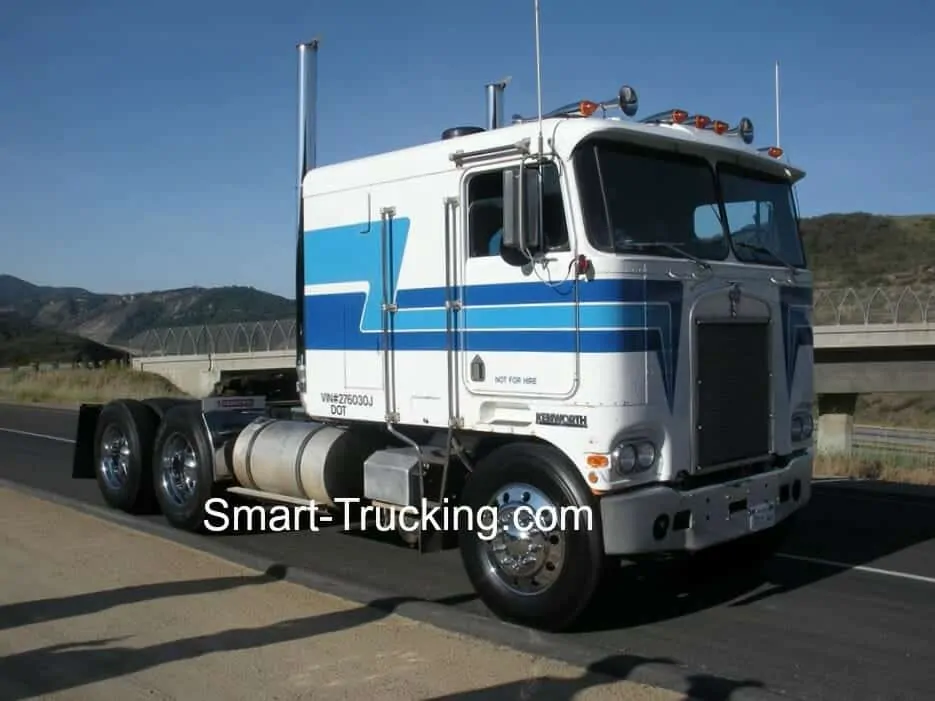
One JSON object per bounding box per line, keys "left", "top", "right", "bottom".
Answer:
{"left": 748, "top": 501, "right": 776, "bottom": 532}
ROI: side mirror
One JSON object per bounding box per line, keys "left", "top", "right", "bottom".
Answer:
{"left": 502, "top": 164, "right": 541, "bottom": 252}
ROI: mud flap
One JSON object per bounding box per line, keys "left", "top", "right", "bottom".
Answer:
{"left": 71, "top": 403, "right": 103, "bottom": 479}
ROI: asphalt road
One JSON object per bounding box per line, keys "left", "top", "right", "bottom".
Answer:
{"left": 2, "top": 403, "right": 935, "bottom": 701}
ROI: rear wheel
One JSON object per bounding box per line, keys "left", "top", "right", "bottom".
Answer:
{"left": 93, "top": 400, "right": 159, "bottom": 514}
{"left": 151, "top": 404, "right": 217, "bottom": 532}
{"left": 457, "top": 442, "right": 605, "bottom": 632}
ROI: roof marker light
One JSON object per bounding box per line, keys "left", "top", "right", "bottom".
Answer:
{"left": 767, "top": 146, "right": 783, "bottom": 158}
{"left": 693, "top": 114, "right": 710, "bottom": 129}
{"left": 713, "top": 120, "right": 729, "bottom": 134}
{"left": 671, "top": 109, "right": 688, "bottom": 124}
{"left": 579, "top": 100, "right": 600, "bottom": 117}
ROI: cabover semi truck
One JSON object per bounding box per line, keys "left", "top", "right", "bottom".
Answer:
{"left": 72, "top": 38, "right": 814, "bottom": 631}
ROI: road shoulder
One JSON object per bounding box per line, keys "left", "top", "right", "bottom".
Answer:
{"left": 0, "top": 485, "right": 679, "bottom": 701}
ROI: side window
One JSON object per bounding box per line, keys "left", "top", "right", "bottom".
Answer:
{"left": 466, "top": 162, "right": 569, "bottom": 259}
{"left": 467, "top": 171, "right": 504, "bottom": 258}
{"left": 538, "top": 162, "right": 570, "bottom": 252}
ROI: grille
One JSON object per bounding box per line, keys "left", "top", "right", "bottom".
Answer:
{"left": 694, "top": 321, "right": 771, "bottom": 470}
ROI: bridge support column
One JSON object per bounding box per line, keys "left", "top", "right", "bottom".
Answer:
{"left": 817, "top": 393, "right": 858, "bottom": 454}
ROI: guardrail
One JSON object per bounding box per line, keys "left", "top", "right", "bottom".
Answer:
{"left": 851, "top": 425, "right": 935, "bottom": 456}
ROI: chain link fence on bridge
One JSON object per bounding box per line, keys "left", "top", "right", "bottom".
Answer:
{"left": 127, "top": 319, "right": 297, "bottom": 356}
{"left": 814, "top": 285, "right": 935, "bottom": 325}
{"left": 125, "top": 285, "right": 935, "bottom": 357}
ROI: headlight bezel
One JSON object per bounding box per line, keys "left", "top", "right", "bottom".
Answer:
{"left": 610, "top": 438, "right": 658, "bottom": 476}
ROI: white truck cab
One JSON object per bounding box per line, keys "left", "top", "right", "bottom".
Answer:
{"left": 73, "top": 39, "right": 813, "bottom": 632}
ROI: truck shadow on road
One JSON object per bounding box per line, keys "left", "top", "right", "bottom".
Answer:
{"left": 1, "top": 482, "right": 930, "bottom": 700}
{"left": 569, "top": 480, "right": 935, "bottom": 633}
{"left": 0, "top": 563, "right": 290, "bottom": 633}
{"left": 0, "top": 578, "right": 477, "bottom": 701}
{"left": 0, "top": 582, "right": 757, "bottom": 701}
{"left": 420, "top": 654, "right": 766, "bottom": 701}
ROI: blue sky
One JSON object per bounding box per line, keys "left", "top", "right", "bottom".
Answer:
{"left": 1, "top": 0, "right": 931, "bottom": 298}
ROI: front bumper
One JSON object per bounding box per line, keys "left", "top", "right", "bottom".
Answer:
{"left": 600, "top": 453, "right": 812, "bottom": 556}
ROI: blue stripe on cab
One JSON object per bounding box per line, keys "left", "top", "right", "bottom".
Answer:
{"left": 304, "top": 218, "right": 411, "bottom": 332}
{"left": 301, "top": 217, "right": 686, "bottom": 407}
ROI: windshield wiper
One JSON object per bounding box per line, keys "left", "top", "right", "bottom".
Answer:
{"left": 732, "top": 241, "right": 798, "bottom": 276}
{"left": 615, "top": 241, "right": 712, "bottom": 270}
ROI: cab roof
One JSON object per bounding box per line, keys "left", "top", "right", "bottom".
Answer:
{"left": 302, "top": 112, "right": 803, "bottom": 196}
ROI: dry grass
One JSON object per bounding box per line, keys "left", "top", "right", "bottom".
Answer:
{"left": 3, "top": 368, "right": 934, "bottom": 488}
{"left": 0, "top": 367, "right": 189, "bottom": 406}
{"left": 855, "top": 393, "right": 935, "bottom": 430}
{"left": 814, "top": 452, "right": 935, "bottom": 486}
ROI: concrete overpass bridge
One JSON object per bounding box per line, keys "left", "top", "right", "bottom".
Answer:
{"left": 126, "top": 286, "right": 935, "bottom": 454}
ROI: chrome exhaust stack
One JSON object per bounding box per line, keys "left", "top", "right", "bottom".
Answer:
{"left": 295, "top": 37, "right": 319, "bottom": 382}
{"left": 484, "top": 77, "right": 510, "bottom": 130}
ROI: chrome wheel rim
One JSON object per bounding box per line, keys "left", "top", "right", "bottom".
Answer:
{"left": 481, "top": 482, "right": 566, "bottom": 595}
{"left": 99, "top": 425, "right": 130, "bottom": 490}
{"left": 160, "top": 433, "right": 198, "bottom": 507}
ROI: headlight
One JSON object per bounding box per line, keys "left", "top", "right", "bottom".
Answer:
{"left": 802, "top": 414, "right": 813, "bottom": 437}
{"left": 636, "top": 442, "right": 656, "bottom": 468}
{"left": 790, "top": 411, "right": 813, "bottom": 442}
{"left": 613, "top": 444, "right": 636, "bottom": 473}
{"left": 791, "top": 416, "right": 803, "bottom": 442}
{"left": 611, "top": 440, "right": 657, "bottom": 475}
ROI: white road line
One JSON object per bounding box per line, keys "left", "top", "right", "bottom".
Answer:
{"left": 0, "top": 427, "right": 75, "bottom": 444}
{"left": 777, "top": 553, "right": 935, "bottom": 585}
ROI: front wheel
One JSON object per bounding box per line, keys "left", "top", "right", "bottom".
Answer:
{"left": 457, "top": 442, "right": 605, "bottom": 632}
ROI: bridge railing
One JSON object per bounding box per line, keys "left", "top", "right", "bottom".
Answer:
{"left": 814, "top": 285, "right": 935, "bottom": 326}
{"left": 127, "top": 319, "right": 297, "bottom": 356}
{"left": 125, "top": 285, "right": 935, "bottom": 357}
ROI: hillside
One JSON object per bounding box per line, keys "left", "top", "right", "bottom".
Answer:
{"left": 0, "top": 275, "right": 293, "bottom": 347}
{"left": 801, "top": 213, "right": 935, "bottom": 288}
{"left": 0, "top": 312, "right": 126, "bottom": 367}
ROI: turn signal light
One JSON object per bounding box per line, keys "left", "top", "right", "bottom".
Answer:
{"left": 586, "top": 454, "right": 609, "bottom": 468}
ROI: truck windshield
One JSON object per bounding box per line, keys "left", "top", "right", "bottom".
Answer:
{"left": 573, "top": 138, "right": 805, "bottom": 268}
{"left": 717, "top": 162, "right": 806, "bottom": 269}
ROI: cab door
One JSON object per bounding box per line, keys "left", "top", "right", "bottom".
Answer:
{"left": 457, "top": 159, "right": 580, "bottom": 401}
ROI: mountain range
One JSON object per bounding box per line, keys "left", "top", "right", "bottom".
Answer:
{"left": 0, "top": 276, "right": 293, "bottom": 350}
{"left": 2, "top": 212, "right": 933, "bottom": 365}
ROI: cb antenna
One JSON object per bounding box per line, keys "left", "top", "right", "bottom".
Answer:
{"left": 533, "top": 0, "right": 544, "bottom": 157}
{"left": 774, "top": 59, "right": 781, "bottom": 148}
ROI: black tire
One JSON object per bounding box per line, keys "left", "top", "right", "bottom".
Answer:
{"left": 458, "top": 442, "right": 605, "bottom": 632}
{"left": 151, "top": 404, "right": 218, "bottom": 532}
{"left": 92, "top": 399, "right": 159, "bottom": 514}
{"left": 142, "top": 397, "right": 198, "bottom": 420}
